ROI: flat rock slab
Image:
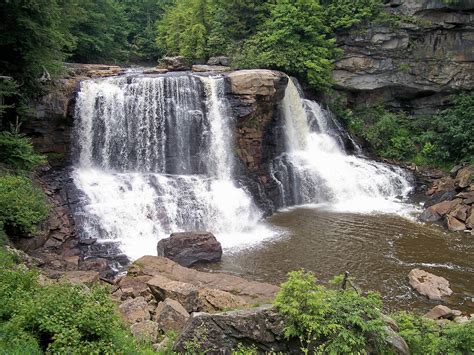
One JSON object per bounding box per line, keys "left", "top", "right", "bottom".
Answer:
{"left": 192, "top": 65, "right": 231, "bottom": 73}
{"left": 130, "top": 256, "right": 279, "bottom": 304}
{"left": 147, "top": 274, "right": 246, "bottom": 313}
{"left": 408, "top": 268, "right": 453, "bottom": 300}
{"left": 227, "top": 69, "right": 286, "bottom": 96}
{"left": 157, "top": 231, "right": 222, "bottom": 267}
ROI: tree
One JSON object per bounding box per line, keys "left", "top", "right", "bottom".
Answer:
{"left": 239, "top": 0, "right": 338, "bottom": 88}
{"left": 0, "top": 0, "right": 69, "bottom": 98}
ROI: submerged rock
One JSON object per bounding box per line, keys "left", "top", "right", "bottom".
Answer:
{"left": 408, "top": 268, "right": 453, "bottom": 301}
{"left": 157, "top": 231, "right": 222, "bottom": 267}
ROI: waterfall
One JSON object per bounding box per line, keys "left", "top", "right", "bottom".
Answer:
{"left": 271, "top": 79, "right": 414, "bottom": 214}
{"left": 73, "top": 73, "right": 273, "bottom": 260}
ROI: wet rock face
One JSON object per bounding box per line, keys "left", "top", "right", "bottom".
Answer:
{"left": 157, "top": 231, "right": 222, "bottom": 267}
{"left": 332, "top": 1, "right": 474, "bottom": 115}
{"left": 225, "top": 70, "right": 289, "bottom": 215}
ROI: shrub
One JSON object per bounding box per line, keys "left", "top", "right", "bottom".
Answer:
{"left": 0, "top": 175, "right": 49, "bottom": 235}
{"left": 393, "top": 311, "right": 474, "bottom": 355}
{"left": 0, "top": 130, "right": 45, "bottom": 171}
{"left": 274, "top": 270, "right": 389, "bottom": 354}
{"left": 0, "top": 257, "right": 155, "bottom": 354}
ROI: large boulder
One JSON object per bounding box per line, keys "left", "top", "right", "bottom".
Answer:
{"left": 408, "top": 268, "right": 453, "bottom": 301}
{"left": 154, "top": 298, "right": 190, "bottom": 332}
{"left": 173, "top": 305, "right": 409, "bottom": 354}
{"left": 172, "top": 305, "right": 295, "bottom": 353}
{"left": 227, "top": 69, "right": 287, "bottom": 97}
{"left": 130, "top": 256, "right": 279, "bottom": 305}
{"left": 159, "top": 56, "right": 190, "bottom": 71}
{"left": 157, "top": 231, "right": 222, "bottom": 267}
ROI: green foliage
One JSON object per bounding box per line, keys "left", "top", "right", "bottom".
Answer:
{"left": 238, "top": 0, "right": 337, "bottom": 89}
{"left": 322, "top": 0, "right": 384, "bottom": 31}
{"left": 0, "top": 0, "right": 68, "bottom": 98}
{"left": 62, "top": 0, "right": 130, "bottom": 63}
{"left": 393, "top": 311, "right": 474, "bottom": 355}
{"left": 121, "top": 0, "right": 173, "bottom": 63}
{"left": 338, "top": 92, "right": 474, "bottom": 167}
{"left": 0, "top": 261, "right": 155, "bottom": 354}
{"left": 0, "top": 130, "right": 46, "bottom": 171}
{"left": 0, "top": 175, "right": 49, "bottom": 235}
{"left": 274, "top": 270, "right": 389, "bottom": 354}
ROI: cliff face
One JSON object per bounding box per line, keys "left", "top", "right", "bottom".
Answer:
{"left": 22, "top": 64, "right": 125, "bottom": 164}
{"left": 225, "top": 70, "right": 289, "bottom": 215}
{"left": 332, "top": 0, "right": 474, "bottom": 115}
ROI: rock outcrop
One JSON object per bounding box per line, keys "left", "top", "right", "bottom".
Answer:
{"left": 420, "top": 164, "right": 474, "bottom": 233}
{"left": 408, "top": 268, "right": 453, "bottom": 300}
{"left": 173, "top": 305, "right": 295, "bottom": 354}
{"left": 129, "top": 256, "right": 279, "bottom": 305}
{"left": 173, "top": 305, "right": 410, "bottom": 355}
{"left": 332, "top": 1, "right": 474, "bottom": 116}
{"left": 225, "top": 69, "right": 289, "bottom": 214}
{"left": 22, "top": 64, "right": 125, "bottom": 161}
{"left": 157, "top": 231, "right": 222, "bottom": 267}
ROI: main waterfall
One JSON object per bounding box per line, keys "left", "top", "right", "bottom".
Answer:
{"left": 271, "top": 79, "right": 414, "bottom": 214}
{"left": 73, "top": 73, "right": 272, "bottom": 260}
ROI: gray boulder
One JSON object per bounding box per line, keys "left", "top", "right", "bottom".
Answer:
{"left": 157, "top": 231, "right": 222, "bottom": 267}
{"left": 172, "top": 305, "right": 297, "bottom": 354}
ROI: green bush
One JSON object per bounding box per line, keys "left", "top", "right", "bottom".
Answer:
{"left": 0, "top": 258, "right": 155, "bottom": 354}
{"left": 393, "top": 311, "right": 474, "bottom": 355}
{"left": 0, "top": 131, "right": 45, "bottom": 171}
{"left": 0, "top": 175, "right": 49, "bottom": 235}
{"left": 274, "top": 270, "right": 389, "bottom": 354}
{"left": 338, "top": 92, "right": 474, "bottom": 167}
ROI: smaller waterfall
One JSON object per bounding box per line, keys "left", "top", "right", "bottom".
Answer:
{"left": 272, "top": 79, "right": 414, "bottom": 214}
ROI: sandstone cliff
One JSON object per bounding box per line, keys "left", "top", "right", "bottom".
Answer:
{"left": 332, "top": 0, "right": 474, "bottom": 115}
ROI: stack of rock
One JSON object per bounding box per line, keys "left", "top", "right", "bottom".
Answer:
{"left": 420, "top": 164, "right": 474, "bottom": 234}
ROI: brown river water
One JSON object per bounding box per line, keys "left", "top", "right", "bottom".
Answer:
{"left": 200, "top": 207, "right": 474, "bottom": 314}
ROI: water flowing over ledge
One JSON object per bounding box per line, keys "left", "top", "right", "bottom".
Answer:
{"left": 72, "top": 71, "right": 416, "bottom": 261}
{"left": 73, "top": 73, "right": 275, "bottom": 260}
{"left": 271, "top": 79, "right": 416, "bottom": 217}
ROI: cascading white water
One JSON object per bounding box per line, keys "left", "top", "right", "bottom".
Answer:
{"left": 272, "top": 79, "right": 415, "bottom": 214}
{"left": 73, "top": 73, "right": 273, "bottom": 260}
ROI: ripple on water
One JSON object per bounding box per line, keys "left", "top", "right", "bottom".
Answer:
{"left": 199, "top": 207, "right": 474, "bottom": 314}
